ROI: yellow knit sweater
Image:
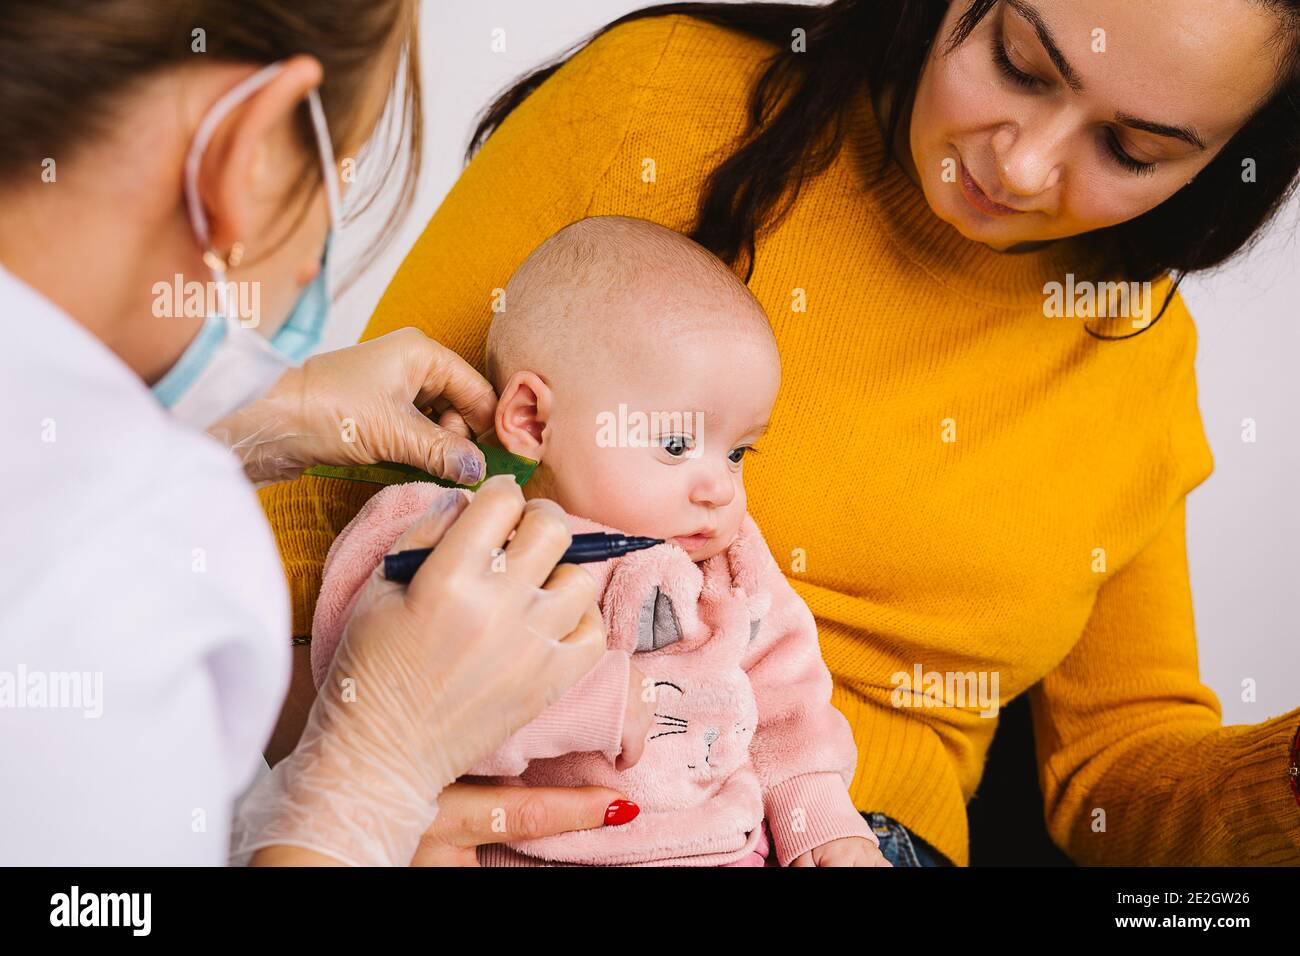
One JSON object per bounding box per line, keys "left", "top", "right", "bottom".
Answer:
{"left": 259, "top": 14, "right": 1300, "bottom": 866}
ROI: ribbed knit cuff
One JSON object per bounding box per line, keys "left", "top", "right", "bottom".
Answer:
{"left": 1289, "top": 721, "right": 1300, "bottom": 810}
{"left": 1216, "top": 713, "right": 1300, "bottom": 864}
{"left": 529, "top": 650, "right": 631, "bottom": 764}
{"left": 764, "top": 772, "right": 879, "bottom": 866}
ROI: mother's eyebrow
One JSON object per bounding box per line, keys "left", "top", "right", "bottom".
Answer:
{"left": 1006, "top": 0, "right": 1208, "bottom": 151}
{"left": 1115, "top": 113, "right": 1207, "bottom": 151}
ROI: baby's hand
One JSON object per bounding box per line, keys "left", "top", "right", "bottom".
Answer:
{"left": 615, "top": 661, "right": 656, "bottom": 771}
{"left": 790, "top": 836, "right": 892, "bottom": 867}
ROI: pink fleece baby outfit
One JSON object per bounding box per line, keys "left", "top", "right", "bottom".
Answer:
{"left": 311, "top": 482, "right": 878, "bottom": 867}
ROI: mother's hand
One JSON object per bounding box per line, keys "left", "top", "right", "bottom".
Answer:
{"left": 411, "top": 782, "right": 633, "bottom": 866}
{"left": 211, "top": 327, "right": 497, "bottom": 483}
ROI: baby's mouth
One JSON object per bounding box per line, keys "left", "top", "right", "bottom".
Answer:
{"left": 671, "top": 530, "right": 715, "bottom": 550}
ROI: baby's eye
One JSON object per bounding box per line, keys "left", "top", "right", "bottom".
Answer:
{"left": 659, "top": 435, "right": 694, "bottom": 458}
{"left": 728, "top": 445, "right": 754, "bottom": 464}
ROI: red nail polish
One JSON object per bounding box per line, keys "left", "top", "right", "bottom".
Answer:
{"left": 604, "top": 799, "right": 639, "bottom": 826}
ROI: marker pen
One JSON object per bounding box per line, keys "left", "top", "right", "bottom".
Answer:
{"left": 383, "top": 532, "right": 664, "bottom": 584}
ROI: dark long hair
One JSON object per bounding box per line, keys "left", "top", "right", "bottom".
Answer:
{"left": 469, "top": 0, "right": 1300, "bottom": 339}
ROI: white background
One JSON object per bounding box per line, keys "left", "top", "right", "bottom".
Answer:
{"left": 325, "top": 1, "right": 1299, "bottom": 725}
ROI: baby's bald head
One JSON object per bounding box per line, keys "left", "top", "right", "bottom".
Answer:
{"left": 486, "top": 217, "right": 781, "bottom": 559}
{"left": 486, "top": 216, "right": 774, "bottom": 395}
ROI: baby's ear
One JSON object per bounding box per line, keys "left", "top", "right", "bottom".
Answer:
{"left": 493, "top": 370, "right": 551, "bottom": 461}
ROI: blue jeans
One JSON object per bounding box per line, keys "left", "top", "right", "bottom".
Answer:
{"left": 862, "top": 812, "right": 954, "bottom": 867}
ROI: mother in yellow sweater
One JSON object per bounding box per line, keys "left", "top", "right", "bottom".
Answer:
{"left": 262, "top": 0, "right": 1300, "bottom": 865}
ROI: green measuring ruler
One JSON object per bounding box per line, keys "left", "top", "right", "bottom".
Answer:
{"left": 305, "top": 441, "right": 537, "bottom": 490}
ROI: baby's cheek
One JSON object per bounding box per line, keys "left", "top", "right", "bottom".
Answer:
{"left": 560, "top": 449, "right": 668, "bottom": 533}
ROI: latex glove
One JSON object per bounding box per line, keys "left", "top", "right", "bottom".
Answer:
{"left": 209, "top": 328, "right": 496, "bottom": 484}
{"left": 230, "top": 476, "right": 606, "bottom": 866}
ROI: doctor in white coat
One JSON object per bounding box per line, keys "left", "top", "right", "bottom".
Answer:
{"left": 0, "top": 0, "right": 611, "bottom": 865}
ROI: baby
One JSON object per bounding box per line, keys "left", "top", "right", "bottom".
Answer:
{"left": 311, "top": 216, "right": 885, "bottom": 867}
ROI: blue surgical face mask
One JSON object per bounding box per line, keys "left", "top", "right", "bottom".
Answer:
{"left": 152, "top": 61, "right": 344, "bottom": 429}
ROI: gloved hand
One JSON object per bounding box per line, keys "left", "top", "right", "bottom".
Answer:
{"left": 209, "top": 327, "right": 496, "bottom": 484}
{"left": 230, "top": 475, "right": 606, "bottom": 866}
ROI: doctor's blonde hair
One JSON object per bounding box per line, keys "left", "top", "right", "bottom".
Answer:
{"left": 0, "top": 0, "right": 423, "bottom": 275}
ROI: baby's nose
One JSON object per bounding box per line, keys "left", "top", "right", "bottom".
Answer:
{"left": 704, "top": 727, "right": 719, "bottom": 747}
{"left": 689, "top": 466, "right": 735, "bottom": 508}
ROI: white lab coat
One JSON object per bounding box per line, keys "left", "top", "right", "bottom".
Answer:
{"left": 0, "top": 264, "right": 290, "bottom": 864}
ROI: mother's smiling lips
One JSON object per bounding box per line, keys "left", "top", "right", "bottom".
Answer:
{"left": 958, "top": 159, "right": 1026, "bottom": 217}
